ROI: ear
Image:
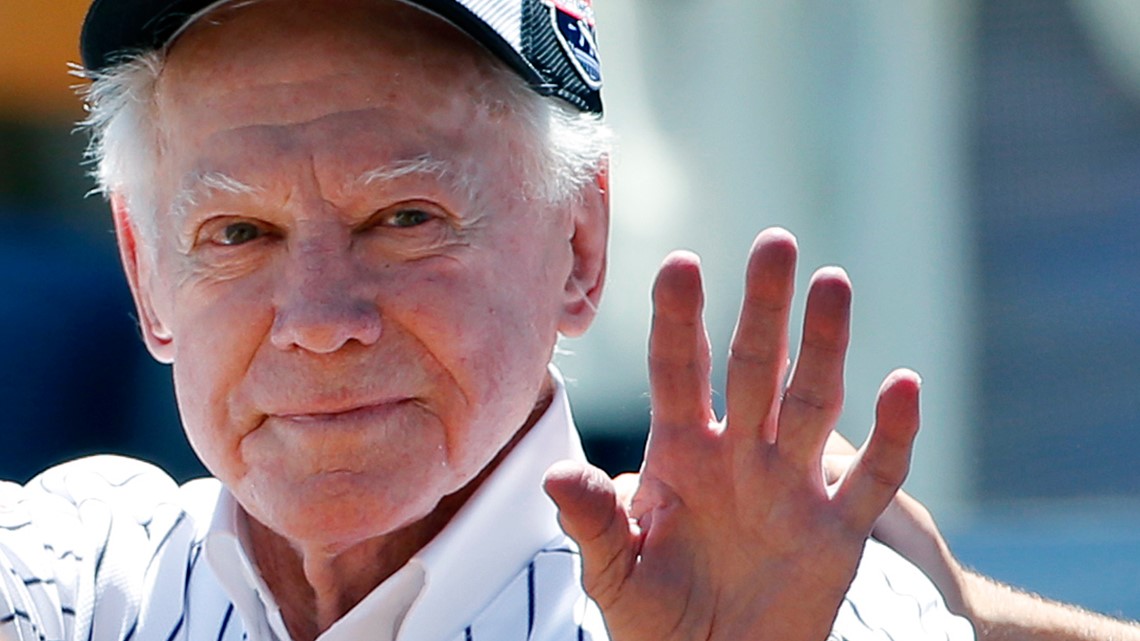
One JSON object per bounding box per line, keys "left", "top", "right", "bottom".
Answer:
{"left": 559, "top": 162, "right": 610, "bottom": 337}
{"left": 111, "top": 194, "right": 175, "bottom": 364}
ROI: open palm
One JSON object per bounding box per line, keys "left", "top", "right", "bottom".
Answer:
{"left": 545, "top": 227, "right": 922, "bottom": 641}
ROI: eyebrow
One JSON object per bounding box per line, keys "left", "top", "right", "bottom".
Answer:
{"left": 355, "top": 155, "right": 477, "bottom": 203}
{"left": 169, "top": 171, "right": 261, "bottom": 219}
{"left": 167, "top": 156, "right": 468, "bottom": 220}
{"left": 356, "top": 156, "right": 452, "bottom": 186}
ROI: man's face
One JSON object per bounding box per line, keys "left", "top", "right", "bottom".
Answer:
{"left": 117, "top": 0, "right": 605, "bottom": 550}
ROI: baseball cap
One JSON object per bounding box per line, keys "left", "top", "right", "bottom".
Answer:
{"left": 79, "top": 0, "right": 603, "bottom": 113}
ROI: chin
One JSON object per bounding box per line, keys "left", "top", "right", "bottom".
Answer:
{"left": 247, "top": 468, "right": 448, "bottom": 550}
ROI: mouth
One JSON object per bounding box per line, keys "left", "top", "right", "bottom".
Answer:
{"left": 274, "top": 398, "right": 415, "bottom": 424}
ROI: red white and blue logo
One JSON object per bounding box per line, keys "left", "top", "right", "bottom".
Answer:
{"left": 548, "top": 0, "right": 602, "bottom": 89}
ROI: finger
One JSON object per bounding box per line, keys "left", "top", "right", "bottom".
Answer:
{"left": 834, "top": 368, "right": 921, "bottom": 530}
{"left": 775, "top": 267, "right": 852, "bottom": 466}
{"left": 543, "top": 461, "right": 640, "bottom": 607}
{"left": 648, "top": 251, "right": 713, "bottom": 431}
{"left": 726, "top": 228, "right": 797, "bottom": 442}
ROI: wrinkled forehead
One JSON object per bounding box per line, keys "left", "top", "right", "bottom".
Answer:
{"left": 147, "top": 0, "right": 533, "bottom": 212}
{"left": 154, "top": 0, "right": 526, "bottom": 149}
{"left": 163, "top": 0, "right": 507, "bottom": 87}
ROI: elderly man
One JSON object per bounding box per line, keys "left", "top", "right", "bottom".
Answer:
{"left": 0, "top": 1, "right": 972, "bottom": 640}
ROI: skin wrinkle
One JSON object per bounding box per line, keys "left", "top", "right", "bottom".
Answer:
{"left": 82, "top": 30, "right": 610, "bottom": 246}
{"left": 176, "top": 157, "right": 469, "bottom": 243}
{"left": 181, "top": 122, "right": 475, "bottom": 222}
{"left": 85, "top": 44, "right": 607, "bottom": 275}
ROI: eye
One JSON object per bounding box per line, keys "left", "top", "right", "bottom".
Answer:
{"left": 384, "top": 208, "right": 434, "bottom": 228}
{"left": 218, "top": 221, "right": 265, "bottom": 246}
{"left": 359, "top": 201, "right": 453, "bottom": 240}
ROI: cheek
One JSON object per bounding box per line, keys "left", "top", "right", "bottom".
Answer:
{"left": 396, "top": 264, "right": 562, "bottom": 450}
{"left": 168, "top": 277, "right": 275, "bottom": 478}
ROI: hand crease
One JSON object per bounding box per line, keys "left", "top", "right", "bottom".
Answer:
{"left": 727, "top": 345, "right": 780, "bottom": 367}
{"left": 783, "top": 388, "right": 830, "bottom": 411}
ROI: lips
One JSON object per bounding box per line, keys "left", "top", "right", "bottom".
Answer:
{"left": 269, "top": 397, "right": 416, "bottom": 422}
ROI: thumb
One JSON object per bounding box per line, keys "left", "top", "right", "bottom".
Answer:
{"left": 543, "top": 460, "right": 640, "bottom": 607}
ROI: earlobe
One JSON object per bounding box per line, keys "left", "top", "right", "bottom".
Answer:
{"left": 559, "top": 164, "right": 610, "bottom": 338}
{"left": 111, "top": 194, "right": 175, "bottom": 364}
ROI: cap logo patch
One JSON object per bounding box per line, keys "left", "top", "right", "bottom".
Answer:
{"left": 548, "top": 1, "right": 602, "bottom": 90}
{"left": 551, "top": 0, "right": 595, "bottom": 24}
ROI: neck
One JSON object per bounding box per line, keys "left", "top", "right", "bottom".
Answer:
{"left": 247, "top": 383, "right": 556, "bottom": 641}
{"left": 247, "top": 490, "right": 465, "bottom": 641}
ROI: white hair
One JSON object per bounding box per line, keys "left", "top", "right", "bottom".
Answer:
{"left": 77, "top": 43, "right": 611, "bottom": 246}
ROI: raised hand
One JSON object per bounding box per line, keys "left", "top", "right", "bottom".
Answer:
{"left": 545, "top": 227, "right": 923, "bottom": 641}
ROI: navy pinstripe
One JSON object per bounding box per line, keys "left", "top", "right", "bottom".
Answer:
{"left": 0, "top": 440, "right": 972, "bottom": 641}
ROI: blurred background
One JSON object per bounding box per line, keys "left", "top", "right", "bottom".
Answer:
{"left": 4, "top": 0, "right": 1140, "bottom": 621}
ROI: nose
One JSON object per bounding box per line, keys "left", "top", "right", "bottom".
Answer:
{"left": 270, "top": 245, "right": 382, "bottom": 354}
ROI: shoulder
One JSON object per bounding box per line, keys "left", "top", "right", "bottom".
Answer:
{"left": 0, "top": 455, "right": 222, "bottom": 641}
{"left": 0, "top": 454, "right": 221, "bottom": 570}
{"left": 0, "top": 455, "right": 222, "bottom": 595}
{"left": 6, "top": 454, "right": 219, "bottom": 531}
{"left": 21, "top": 454, "right": 184, "bottom": 502}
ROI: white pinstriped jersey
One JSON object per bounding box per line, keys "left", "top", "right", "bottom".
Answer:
{"left": 0, "top": 374, "right": 973, "bottom": 641}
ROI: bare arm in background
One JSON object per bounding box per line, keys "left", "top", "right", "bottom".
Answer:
{"left": 826, "top": 435, "right": 1140, "bottom": 641}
